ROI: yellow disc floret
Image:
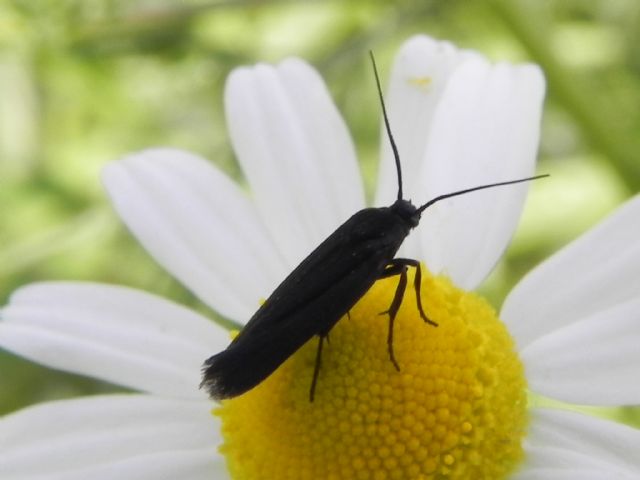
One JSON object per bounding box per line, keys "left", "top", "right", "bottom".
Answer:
{"left": 216, "top": 266, "right": 527, "bottom": 479}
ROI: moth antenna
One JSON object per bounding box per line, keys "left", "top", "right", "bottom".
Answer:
{"left": 370, "top": 51, "right": 403, "bottom": 201}
{"left": 417, "top": 174, "right": 550, "bottom": 214}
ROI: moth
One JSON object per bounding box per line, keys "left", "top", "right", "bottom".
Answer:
{"left": 201, "top": 53, "right": 546, "bottom": 401}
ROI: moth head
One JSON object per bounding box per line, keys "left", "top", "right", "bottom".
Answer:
{"left": 391, "top": 198, "right": 421, "bottom": 228}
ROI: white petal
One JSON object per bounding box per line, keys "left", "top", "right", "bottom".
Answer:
{"left": 375, "top": 35, "right": 479, "bottom": 207}
{"left": 519, "top": 408, "right": 640, "bottom": 478}
{"left": 4, "top": 448, "right": 222, "bottom": 480}
{"left": 513, "top": 467, "right": 625, "bottom": 480}
{"left": 0, "top": 282, "right": 228, "bottom": 397}
{"left": 502, "top": 195, "right": 640, "bottom": 349}
{"left": 521, "top": 297, "right": 640, "bottom": 405}
{"left": 0, "top": 394, "right": 223, "bottom": 480}
{"left": 417, "top": 58, "right": 545, "bottom": 287}
{"left": 225, "top": 58, "right": 365, "bottom": 268}
{"left": 103, "top": 148, "right": 288, "bottom": 321}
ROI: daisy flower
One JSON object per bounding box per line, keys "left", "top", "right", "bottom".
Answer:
{"left": 1, "top": 35, "right": 639, "bottom": 480}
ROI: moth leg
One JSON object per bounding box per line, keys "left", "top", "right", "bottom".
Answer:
{"left": 309, "top": 334, "right": 326, "bottom": 402}
{"left": 309, "top": 309, "right": 351, "bottom": 401}
{"left": 379, "top": 264, "right": 408, "bottom": 372}
{"left": 379, "top": 261, "right": 405, "bottom": 279}
{"left": 410, "top": 260, "right": 436, "bottom": 326}
{"left": 386, "top": 258, "right": 437, "bottom": 327}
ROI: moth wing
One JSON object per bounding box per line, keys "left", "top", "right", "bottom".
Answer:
{"left": 201, "top": 206, "right": 410, "bottom": 399}
{"left": 236, "top": 207, "right": 404, "bottom": 340}
{"left": 201, "top": 246, "right": 386, "bottom": 400}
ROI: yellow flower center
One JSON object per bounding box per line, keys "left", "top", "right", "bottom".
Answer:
{"left": 215, "top": 266, "right": 527, "bottom": 479}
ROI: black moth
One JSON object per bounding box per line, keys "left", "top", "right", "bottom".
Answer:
{"left": 201, "top": 52, "right": 546, "bottom": 402}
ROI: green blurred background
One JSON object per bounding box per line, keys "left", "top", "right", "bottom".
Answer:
{"left": 1, "top": 0, "right": 638, "bottom": 427}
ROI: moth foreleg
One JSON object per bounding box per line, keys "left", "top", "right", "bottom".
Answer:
{"left": 385, "top": 258, "right": 437, "bottom": 327}
{"left": 379, "top": 263, "right": 408, "bottom": 371}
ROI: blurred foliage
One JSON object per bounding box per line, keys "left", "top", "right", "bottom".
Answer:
{"left": 0, "top": 0, "right": 638, "bottom": 428}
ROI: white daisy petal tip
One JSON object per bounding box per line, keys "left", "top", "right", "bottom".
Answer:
{"left": 0, "top": 394, "right": 224, "bottom": 480}
{"left": 224, "top": 51, "right": 363, "bottom": 268}
{"left": 395, "top": 34, "right": 476, "bottom": 72}
{"left": 409, "top": 56, "right": 545, "bottom": 286}
{"left": 374, "top": 34, "right": 480, "bottom": 208}
{"left": 0, "top": 281, "right": 228, "bottom": 398}
{"left": 512, "top": 61, "right": 545, "bottom": 95}
{"left": 101, "top": 145, "right": 288, "bottom": 322}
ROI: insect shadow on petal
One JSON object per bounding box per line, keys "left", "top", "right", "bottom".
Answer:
{"left": 201, "top": 52, "right": 548, "bottom": 402}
